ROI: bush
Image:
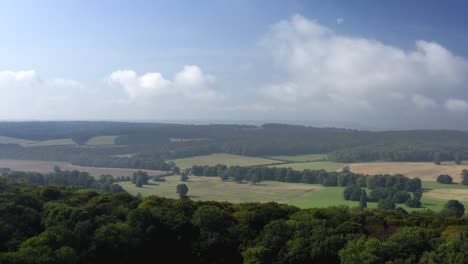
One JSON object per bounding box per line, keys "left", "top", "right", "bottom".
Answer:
{"left": 436, "top": 175, "right": 453, "bottom": 184}
{"left": 405, "top": 198, "right": 421, "bottom": 208}
{"left": 343, "top": 185, "right": 361, "bottom": 201}
{"left": 442, "top": 200, "right": 465, "bottom": 217}
{"left": 392, "top": 191, "right": 411, "bottom": 203}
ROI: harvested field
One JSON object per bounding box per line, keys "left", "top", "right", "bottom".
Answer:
{"left": 85, "top": 135, "right": 119, "bottom": 146}
{"left": 0, "top": 159, "right": 164, "bottom": 178}
{"left": 425, "top": 189, "right": 468, "bottom": 202}
{"left": 120, "top": 175, "right": 320, "bottom": 203}
{"left": 349, "top": 162, "right": 468, "bottom": 182}
{"left": 170, "top": 153, "right": 279, "bottom": 169}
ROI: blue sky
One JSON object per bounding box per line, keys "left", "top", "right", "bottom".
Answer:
{"left": 1, "top": 0, "right": 468, "bottom": 130}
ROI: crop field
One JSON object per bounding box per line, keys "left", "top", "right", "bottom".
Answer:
{"left": 0, "top": 159, "right": 163, "bottom": 178}
{"left": 120, "top": 175, "right": 320, "bottom": 203}
{"left": 349, "top": 162, "right": 468, "bottom": 182}
{"left": 85, "top": 135, "right": 119, "bottom": 146}
{"left": 0, "top": 136, "right": 76, "bottom": 147}
{"left": 270, "top": 161, "right": 346, "bottom": 172}
{"left": 169, "top": 153, "right": 280, "bottom": 169}
{"left": 269, "top": 154, "right": 328, "bottom": 162}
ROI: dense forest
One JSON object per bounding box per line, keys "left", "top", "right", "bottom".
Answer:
{"left": 0, "top": 176, "right": 467, "bottom": 264}
{"left": 1, "top": 122, "right": 468, "bottom": 169}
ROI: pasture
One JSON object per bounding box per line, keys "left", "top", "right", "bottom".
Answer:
{"left": 270, "top": 161, "right": 346, "bottom": 172}
{"left": 169, "top": 153, "right": 280, "bottom": 169}
{"left": 349, "top": 162, "right": 468, "bottom": 182}
{"left": 0, "top": 159, "right": 164, "bottom": 178}
{"left": 120, "top": 175, "right": 320, "bottom": 203}
{"left": 85, "top": 135, "right": 119, "bottom": 146}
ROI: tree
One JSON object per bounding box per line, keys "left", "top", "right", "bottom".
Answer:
{"left": 462, "top": 170, "right": 468, "bottom": 185}
{"left": 360, "top": 189, "right": 367, "bottom": 208}
{"left": 405, "top": 198, "right": 421, "bottom": 208}
{"left": 437, "top": 175, "right": 453, "bottom": 184}
{"left": 343, "top": 185, "right": 361, "bottom": 201}
{"left": 392, "top": 191, "right": 411, "bottom": 203}
{"left": 378, "top": 198, "right": 396, "bottom": 210}
{"left": 442, "top": 200, "right": 465, "bottom": 217}
{"left": 433, "top": 152, "right": 441, "bottom": 165}
{"left": 251, "top": 173, "right": 261, "bottom": 184}
{"left": 176, "top": 184, "right": 189, "bottom": 197}
{"left": 180, "top": 173, "right": 189, "bottom": 182}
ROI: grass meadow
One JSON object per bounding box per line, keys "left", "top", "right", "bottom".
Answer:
{"left": 169, "top": 153, "right": 281, "bottom": 169}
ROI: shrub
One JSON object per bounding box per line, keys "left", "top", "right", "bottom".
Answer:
{"left": 405, "top": 198, "right": 421, "bottom": 208}
{"left": 437, "top": 175, "right": 453, "bottom": 184}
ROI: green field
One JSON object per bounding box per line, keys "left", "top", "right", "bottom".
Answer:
{"left": 269, "top": 154, "right": 328, "bottom": 162}
{"left": 0, "top": 136, "right": 76, "bottom": 147}
{"left": 85, "top": 135, "right": 119, "bottom": 146}
{"left": 270, "top": 161, "right": 346, "bottom": 172}
{"left": 169, "top": 153, "right": 280, "bottom": 169}
{"left": 24, "top": 138, "right": 77, "bottom": 147}
{"left": 120, "top": 175, "right": 319, "bottom": 203}
{"left": 0, "top": 136, "right": 36, "bottom": 146}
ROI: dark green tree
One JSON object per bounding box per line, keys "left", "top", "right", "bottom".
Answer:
{"left": 442, "top": 200, "right": 465, "bottom": 217}
{"left": 454, "top": 152, "right": 462, "bottom": 165}
{"left": 405, "top": 198, "right": 421, "bottom": 208}
{"left": 433, "top": 152, "right": 441, "bottom": 165}
{"left": 378, "top": 198, "right": 396, "bottom": 210}
{"left": 461, "top": 169, "right": 468, "bottom": 185}
{"left": 176, "top": 184, "right": 189, "bottom": 197}
{"left": 437, "top": 175, "right": 453, "bottom": 184}
{"left": 360, "top": 189, "right": 367, "bottom": 208}
{"left": 180, "top": 173, "right": 189, "bottom": 182}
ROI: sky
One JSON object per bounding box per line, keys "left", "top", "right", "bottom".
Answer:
{"left": 1, "top": 0, "right": 468, "bottom": 130}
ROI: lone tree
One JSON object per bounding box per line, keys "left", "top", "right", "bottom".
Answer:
{"left": 437, "top": 174, "right": 453, "bottom": 184}
{"left": 176, "top": 184, "right": 189, "bottom": 197}
{"left": 359, "top": 189, "right": 367, "bottom": 208}
{"left": 251, "top": 174, "right": 261, "bottom": 184}
{"left": 405, "top": 198, "right": 421, "bottom": 208}
{"left": 132, "top": 171, "right": 149, "bottom": 187}
{"left": 180, "top": 173, "right": 189, "bottom": 182}
{"left": 461, "top": 169, "right": 468, "bottom": 186}
{"left": 442, "top": 200, "right": 465, "bottom": 217}
{"left": 433, "top": 152, "right": 441, "bottom": 165}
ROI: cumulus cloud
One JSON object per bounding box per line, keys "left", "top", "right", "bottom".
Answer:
{"left": 260, "top": 15, "right": 468, "bottom": 119}
{"left": 0, "top": 70, "right": 41, "bottom": 87}
{"left": 445, "top": 99, "right": 468, "bottom": 112}
{"left": 108, "top": 65, "right": 218, "bottom": 101}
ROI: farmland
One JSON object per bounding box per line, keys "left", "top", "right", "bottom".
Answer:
{"left": 169, "top": 153, "right": 280, "bottom": 169}
{"left": 0, "top": 159, "right": 163, "bottom": 178}
{"left": 120, "top": 175, "right": 320, "bottom": 203}
{"left": 85, "top": 135, "right": 119, "bottom": 146}
{"left": 270, "top": 161, "right": 346, "bottom": 172}
{"left": 0, "top": 136, "right": 76, "bottom": 147}
{"left": 349, "top": 162, "right": 468, "bottom": 182}
{"left": 269, "top": 153, "right": 328, "bottom": 162}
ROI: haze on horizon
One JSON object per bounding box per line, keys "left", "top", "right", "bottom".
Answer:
{"left": 1, "top": 0, "right": 468, "bottom": 130}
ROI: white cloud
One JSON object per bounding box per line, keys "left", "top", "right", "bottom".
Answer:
{"left": 260, "top": 15, "right": 468, "bottom": 117}
{"left": 412, "top": 94, "right": 437, "bottom": 109}
{"left": 108, "top": 65, "right": 218, "bottom": 101}
{"left": 336, "top": 18, "right": 344, "bottom": 24}
{"left": 445, "top": 99, "right": 468, "bottom": 112}
{"left": 0, "top": 70, "right": 41, "bottom": 87}
{"left": 48, "top": 78, "right": 83, "bottom": 89}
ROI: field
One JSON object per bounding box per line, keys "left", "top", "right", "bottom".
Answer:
{"left": 169, "top": 153, "right": 280, "bottom": 169}
{"left": 270, "top": 161, "right": 346, "bottom": 172}
{"left": 349, "top": 162, "right": 468, "bottom": 182}
{"left": 0, "top": 136, "right": 76, "bottom": 147}
{"left": 120, "top": 175, "right": 320, "bottom": 203}
{"left": 269, "top": 154, "right": 327, "bottom": 162}
{"left": 85, "top": 135, "right": 119, "bottom": 146}
{"left": 0, "top": 159, "right": 163, "bottom": 178}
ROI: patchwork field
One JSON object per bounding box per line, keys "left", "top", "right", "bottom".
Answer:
{"left": 270, "top": 161, "right": 346, "bottom": 172}
{"left": 349, "top": 162, "right": 468, "bottom": 182}
{"left": 85, "top": 135, "right": 119, "bottom": 146}
{"left": 0, "top": 136, "right": 76, "bottom": 147}
{"left": 0, "top": 159, "right": 164, "bottom": 178}
{"left": 120, "top": 175, "right": 320, "bottom": 203}
{"left": 269, "top": 154, "right": 327, "bottom": 162}
{"left": 169, "top": 153, "right": 280, "bottom": 169}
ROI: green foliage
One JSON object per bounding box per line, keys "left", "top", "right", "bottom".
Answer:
{"left": 378, "top": 199, "right": 396, "bottom": 210}
{"left": 360, "top": 189, "right": 368, "bottom": 208}
{"left": 442, "top": 200, "right": 465, "bottom": 217}
{"left": 176, "top": 184, "right": 189, "bottom": 197}
{"left": 462, "top": 169, "right": 468, "bottom": 185}
{"left": 405, "top": 198, "right": 421, "bottom": 208}
{"left": 437, "top": 174, "right": 453, "bottom": 184}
